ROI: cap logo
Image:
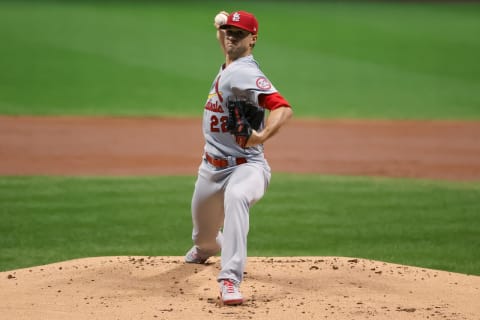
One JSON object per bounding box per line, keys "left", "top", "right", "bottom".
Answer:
{"left": 232, "top": 12, "right": 241, "bottom": 22}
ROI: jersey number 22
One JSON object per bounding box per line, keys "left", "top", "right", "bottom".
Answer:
{"left": 210, "top": 115, "right": 228, "bottom": 133}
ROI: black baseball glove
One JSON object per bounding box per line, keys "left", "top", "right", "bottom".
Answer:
{"left": 226, "top": 97, "right": 265, "bottom": 148}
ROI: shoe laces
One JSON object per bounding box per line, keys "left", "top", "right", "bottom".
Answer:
{"left": 223, "top": 279, "right": 236, "bottom": 293}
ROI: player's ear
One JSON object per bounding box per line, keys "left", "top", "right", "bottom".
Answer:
{"left": 250, "top": 34, "right": 257, "bottom": 48}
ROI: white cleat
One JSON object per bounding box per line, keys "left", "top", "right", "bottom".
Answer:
{"left": 184, "top": 246, "right": 209, "bottom": 264}
{"left": 219, "top": 279, "right": 244, "bottom": 305}
{"left": 185, "top": 231, "right": 223, "bottom": 264}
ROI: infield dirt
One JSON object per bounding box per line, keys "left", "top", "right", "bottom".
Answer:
{"left": 1, "top": 256, "right": 479, "bottom": 320}
{"left": 1, "top": 116, "right": 480, "bottom": 180}
{"left": 1, "top": 116, "right": 480, "bottom": 319}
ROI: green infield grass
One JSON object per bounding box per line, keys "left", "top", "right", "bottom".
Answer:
{"left": 1, "top": 1, "right": 479, "bottom": 119}
{"left": 1, "top": 175, "right": 479, "bottom": 275}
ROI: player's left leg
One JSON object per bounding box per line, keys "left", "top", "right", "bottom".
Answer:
{"left": 218, "top": 162, "right": 271, "bottom": 283}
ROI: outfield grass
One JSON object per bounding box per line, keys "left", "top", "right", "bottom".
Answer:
{"left": 1, "top": 1, "right": 479, "bottom": 119}
{"left": 1, "top": 175, "right": 479, "bottom": 275}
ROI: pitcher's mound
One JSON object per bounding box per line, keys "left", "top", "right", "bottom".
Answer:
{"left": 1, "top": 256, "right": 478, "bottom": 319}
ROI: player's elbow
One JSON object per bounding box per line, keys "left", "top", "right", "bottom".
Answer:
{"left": 283, "top": 106, "right": 293, "bottom": 121}
{"left": 287, "top": 106, "right": 293, "bottom": 117}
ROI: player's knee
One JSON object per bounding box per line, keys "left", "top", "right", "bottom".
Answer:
{"left": 225, "top": 187, "right": 249, "bottom": 204}
{"left": 225, "top": 188, "right": 263, "bottom": 212}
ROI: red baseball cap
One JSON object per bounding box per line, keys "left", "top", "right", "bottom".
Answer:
{"left": 220, "top": 11, "right": 259, "bottom": 35}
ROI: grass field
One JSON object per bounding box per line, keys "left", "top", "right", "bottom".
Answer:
{"left": 1, "top": 1, "right": 479, "bottom": 276}
{"left": 1, "top": 1, "right": 479, "bottom": 119}
{"left": 1, "top": 175, "right": 479, "bottom": 275}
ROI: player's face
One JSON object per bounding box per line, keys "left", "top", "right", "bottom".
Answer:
{"left": 224, "top": 27, "right": 257, "bottom": 59}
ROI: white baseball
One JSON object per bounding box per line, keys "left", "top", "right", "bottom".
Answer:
{"left": 214, "top": 13, "right": 228, "bottom": 26}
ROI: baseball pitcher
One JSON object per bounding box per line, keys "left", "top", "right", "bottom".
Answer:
{"left": 185, "top": 10, "right": 293, "bottom": 305}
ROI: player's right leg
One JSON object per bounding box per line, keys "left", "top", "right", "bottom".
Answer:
{"left": 186, "top": 167, "right": 225, "bottom": 264}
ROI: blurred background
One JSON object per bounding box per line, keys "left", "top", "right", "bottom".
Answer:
{"left": 1, "top": 0, "right": 479, "bottom": 119}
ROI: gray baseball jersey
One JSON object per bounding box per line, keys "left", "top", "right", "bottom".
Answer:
{"left": 203, "top": 55, "right": 277, "bottom": 158}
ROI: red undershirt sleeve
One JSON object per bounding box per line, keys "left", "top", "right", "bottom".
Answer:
{"left": 258, "top": 92, "right": 292, "bottom": 111}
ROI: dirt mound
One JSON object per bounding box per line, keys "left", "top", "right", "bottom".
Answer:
{"left": 1, "top": 256, "right": 478, "bottom": 319}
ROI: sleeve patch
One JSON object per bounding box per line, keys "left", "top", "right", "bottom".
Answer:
{"left": 256, "top": 77, "right": 272, "bottom": 90}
